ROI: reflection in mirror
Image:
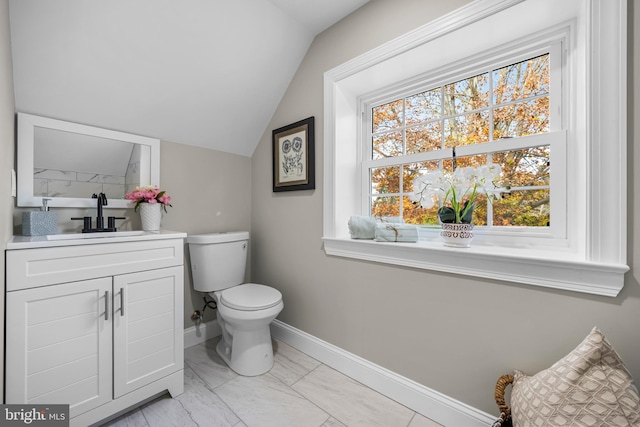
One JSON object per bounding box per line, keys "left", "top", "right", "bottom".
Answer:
{"left": 17, "top": 113, "right": 159, "bottom": 208}
{"left": 34, "top": 127, "right": 149, "bottom": 199}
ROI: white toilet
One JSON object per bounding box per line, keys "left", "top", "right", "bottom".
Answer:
{"left": 186, "top": 231, "right": 283, "bottom": 376}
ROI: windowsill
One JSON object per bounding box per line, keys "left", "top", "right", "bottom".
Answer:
{"left": 322, "top": 236, "right": 629, "bottom": 297}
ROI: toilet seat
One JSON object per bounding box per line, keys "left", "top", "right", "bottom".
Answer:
{"left": 220, "top": 283, "right": 282, "bottom": 311}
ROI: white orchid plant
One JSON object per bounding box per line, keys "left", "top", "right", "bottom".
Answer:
{"left": 410, "top": 163, "right": 503, "bottom": 224}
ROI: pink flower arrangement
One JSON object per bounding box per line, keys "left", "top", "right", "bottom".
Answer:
{"left": 125, "top": 185, "right": 172, "bottom": 212}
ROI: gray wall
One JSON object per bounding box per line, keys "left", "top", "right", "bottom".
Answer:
{"left": 10, "top": 140, "right": 253, "bottom": 328}
{"left": 159, "top": 140, "right": 252, "bottom": 327}
{"left": 0, "top": 0, "right": 14, "bottom": 404}
{"left": 251, "top": 0, "right": 640, "bottom": 415}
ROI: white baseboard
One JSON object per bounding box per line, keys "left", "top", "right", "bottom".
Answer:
{"left": 183, "top": 320, "right": 221, "bottom": 348}
{"left": 270, "top": 319, "right": 495, "bottom": 427}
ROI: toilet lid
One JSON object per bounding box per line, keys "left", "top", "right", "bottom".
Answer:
{"left": 220, "top": 283, "right": 282, "bottom": 311}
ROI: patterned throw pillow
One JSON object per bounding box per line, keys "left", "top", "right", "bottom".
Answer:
{"left": 511, "top": 327, "right": 640, "bottom": 427}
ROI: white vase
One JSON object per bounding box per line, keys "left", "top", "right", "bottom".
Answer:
{"left": 440, "top": 223, "right": 474, "bottom": 248}
{"left": 139, "top": 203, "right": 163, "bottom": 231}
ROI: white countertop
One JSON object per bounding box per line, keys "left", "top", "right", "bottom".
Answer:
{"left": 6, "top": 229, "right": 187, "bottom": 250}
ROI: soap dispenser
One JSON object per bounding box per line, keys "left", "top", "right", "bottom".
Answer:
{"left": 22, "top": 198, "right": 58, "bottom": 236}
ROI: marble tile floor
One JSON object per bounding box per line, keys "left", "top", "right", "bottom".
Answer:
{"left": 102, "top": 337, "right": 443, "bottom": 427}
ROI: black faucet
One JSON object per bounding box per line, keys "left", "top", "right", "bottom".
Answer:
{"left": 94, "top": 192, "right": 108, "bottom": 229}
{"left": 72, "top": 192, "right": 126, "bottom": 233}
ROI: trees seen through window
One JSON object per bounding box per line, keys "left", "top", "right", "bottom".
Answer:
{"left": 369, "top": 54, "right": 551, "bottom": 227}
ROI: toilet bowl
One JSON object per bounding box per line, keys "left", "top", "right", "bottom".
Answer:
{"left": 213, "top": 283, "right": 283, "bottom": 376}
{"left": 186, "top": 232, "right": 284, "bottom": 376}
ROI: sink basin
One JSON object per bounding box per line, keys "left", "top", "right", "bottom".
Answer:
{"left": 46, "top": 231, "right": 147, "bottom": 241}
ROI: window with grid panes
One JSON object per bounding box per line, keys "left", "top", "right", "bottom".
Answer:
{"left": 363, "top": 46, "right": 565, "bottom": 237}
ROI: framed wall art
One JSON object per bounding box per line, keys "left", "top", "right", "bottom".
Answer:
{"left": 272, "top": 116, "right": 315, "bottom": 192}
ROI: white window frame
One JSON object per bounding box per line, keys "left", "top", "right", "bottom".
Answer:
{"left": 322, "top": 0, "right": 629, "bottom": 297}
{"left": 361, "top": 41, "right": 565, "bottom": 241}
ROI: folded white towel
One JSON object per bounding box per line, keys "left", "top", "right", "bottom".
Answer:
{"left": 348, "top": 216, "right": 377, "bottom": 239}
{"left": 374, "top": 223, "right": 419, "bottom": 242}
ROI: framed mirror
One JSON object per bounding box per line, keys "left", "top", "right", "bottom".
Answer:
{"left": 17, "top": 113, "right": 160, "bottom": 208}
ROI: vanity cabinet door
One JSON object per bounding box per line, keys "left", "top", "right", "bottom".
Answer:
{"left": 5, "top": 278, "right": 113, "bottom": 418}
{"left": 113, "top": 266, "right": 184, "bottom": 398}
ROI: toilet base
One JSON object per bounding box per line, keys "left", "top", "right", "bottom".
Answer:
{"left": 213, "top": 293, "right": 283, "bottom": 376}
{"left": 216, "top": 326, "right": 276, "bottom": 376}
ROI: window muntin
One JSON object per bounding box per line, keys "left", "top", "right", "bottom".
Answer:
{"left": 365, "top": 51, "right": 557, "bottom": 231}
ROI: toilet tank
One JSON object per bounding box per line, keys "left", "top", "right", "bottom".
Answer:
{"left": 186, "top": 231, "right": 249, "bottom": 292}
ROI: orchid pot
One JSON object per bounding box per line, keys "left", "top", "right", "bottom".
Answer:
{"left": 410, "top": 163, "right": 502, "bottom": 247}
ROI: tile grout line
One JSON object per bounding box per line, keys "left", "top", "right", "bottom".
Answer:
{"left": 406, "top": 412, "right": 418, "bottom": 427}
{"left": 186, "top": 342, "right": 258, "bottom": 427}
{"left": 266, "top": 350, "right": 338, "bottom": 427}
{"left": 211, "top": 387, "right": 246, "bottom": 427}
{"left": 183, "top": 357, "right": 245, "bottom": 426}
{"left": 288, "top": 363, "right": 351, "bottom": 427}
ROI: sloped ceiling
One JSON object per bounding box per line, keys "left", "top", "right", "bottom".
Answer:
{"left": 9, "top": 0, "right": 368, "bottom": 157}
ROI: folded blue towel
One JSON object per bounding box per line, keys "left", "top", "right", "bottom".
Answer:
{"left": 374, "top": 223, "right": 419, "bottom": 242}
{"left": 348, "top": 216, "right": 377, "bottom": 239}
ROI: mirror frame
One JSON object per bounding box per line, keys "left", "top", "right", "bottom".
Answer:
{"left": 17, "top": 112, "right": 160, "bottom": 208}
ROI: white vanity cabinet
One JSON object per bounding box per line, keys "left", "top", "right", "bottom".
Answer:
{"left": 5, "top": 233, "right": 185, "bottom": 427}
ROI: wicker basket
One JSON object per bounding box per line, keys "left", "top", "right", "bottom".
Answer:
{"left": 492, "top": 374, "right": 514, "bottom": 427}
